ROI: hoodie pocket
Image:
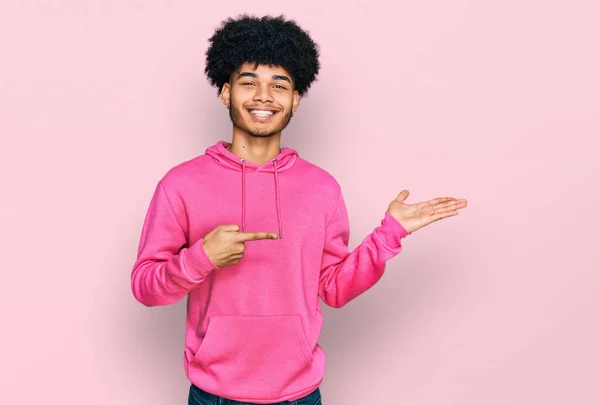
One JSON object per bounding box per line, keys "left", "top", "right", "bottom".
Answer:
{"left": 190, "top": 315, "right": 313, "bottom": 393}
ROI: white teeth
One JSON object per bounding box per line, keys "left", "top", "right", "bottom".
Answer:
{"left": 250, "top": 110, "right": 274, "bottom": 116}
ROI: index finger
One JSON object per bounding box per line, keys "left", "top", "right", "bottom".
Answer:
{"left": 235, "top": 231, "right": 278, "bottom": 241}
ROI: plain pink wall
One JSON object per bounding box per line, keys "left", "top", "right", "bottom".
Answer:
{"left": 1, "top": 1, "right": 599, "bottom": 404}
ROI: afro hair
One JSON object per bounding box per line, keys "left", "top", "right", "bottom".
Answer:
{"left": 205, "top": 14, "right": 320, "bottom": 97}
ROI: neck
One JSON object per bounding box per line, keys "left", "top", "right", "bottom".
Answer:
{"left": 227, "top": 131, "right": 282, "bottom": 165}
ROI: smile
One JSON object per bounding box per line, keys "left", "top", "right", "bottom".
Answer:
{"left": 247, "top": 108, "right": 279, "bottom": 121}
{"left": 250, "top": 110, "right": 275, "bottom": 116}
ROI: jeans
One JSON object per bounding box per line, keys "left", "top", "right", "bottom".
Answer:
{"left": 188, "top": 384, "right": 322, "bottom": 405}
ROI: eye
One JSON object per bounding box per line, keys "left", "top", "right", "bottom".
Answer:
{"left": 274, "top": 84, "right": 287, "bottom": 89}
{"left": 242, "top": 82, "right": 255, "bottom": 86}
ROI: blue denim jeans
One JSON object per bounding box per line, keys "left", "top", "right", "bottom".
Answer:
{"left": 188, "top": 384, "right": 322, "bottom": 405}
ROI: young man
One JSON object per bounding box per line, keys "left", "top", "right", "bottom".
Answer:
{"left": 131, "top": 14, "right": 467, "bottom": 405}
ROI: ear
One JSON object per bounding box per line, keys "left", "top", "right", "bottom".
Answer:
{"left": 292, "top": 90, "right": 300, "bottom": 115}
{"left": 221, "top": 82, "right": 231, "bottom": 107}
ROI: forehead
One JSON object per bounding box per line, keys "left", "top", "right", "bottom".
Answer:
{"left": 234, "top": 62, "right": 292, "bottom": 79}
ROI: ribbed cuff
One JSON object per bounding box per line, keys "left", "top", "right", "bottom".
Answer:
{"left": 375, "top": 212, "right": 411, "bottom": 251}
{"left": 182, "top": 238, "right": 220, "bottom": 281}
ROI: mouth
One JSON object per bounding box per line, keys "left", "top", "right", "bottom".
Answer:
{"left": 246, "top": 107, "right": 279, "bottom": 122}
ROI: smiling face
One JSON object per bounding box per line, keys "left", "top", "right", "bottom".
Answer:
{"left": 221, "top": 62, "right": 300, "bottom": 138}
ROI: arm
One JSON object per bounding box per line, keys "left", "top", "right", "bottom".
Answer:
{"left": 131, "top": 182, "right": 219, "bottom": 307}
{"left": 318, "top": 193, "right": 410, "bottom": 308}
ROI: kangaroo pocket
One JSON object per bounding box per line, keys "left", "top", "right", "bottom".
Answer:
{"left": 190, "top": 314, "right": 313, "bottom": 396}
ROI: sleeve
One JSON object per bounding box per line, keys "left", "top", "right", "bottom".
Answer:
{"left": 318, "top": 192, "right": 411, "bottom": 308}
{"left": 130, "top": 181, "right": 219, "bottom": 307}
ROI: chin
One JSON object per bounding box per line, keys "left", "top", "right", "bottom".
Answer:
{"left": 249, "top": 126, "right": 281, "bottom": 137}
{"left": 249, "top": 132, "right": 278, "bottom": 138}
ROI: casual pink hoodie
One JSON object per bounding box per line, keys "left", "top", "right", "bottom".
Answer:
{"left": 131, "top": 140, "right": 410, "bottom": 403}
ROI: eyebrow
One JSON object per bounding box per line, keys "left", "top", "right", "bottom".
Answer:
{"left": 237, "top": 72, "right": 291, "bottom": 83}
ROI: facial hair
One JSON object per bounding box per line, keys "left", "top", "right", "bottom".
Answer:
{"left": 229, "top": 100, "right": 293, "bottom": 138}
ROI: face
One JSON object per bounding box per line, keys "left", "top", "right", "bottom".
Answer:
{"left": 221, "top": 62, "right": 300, "bottom": 138}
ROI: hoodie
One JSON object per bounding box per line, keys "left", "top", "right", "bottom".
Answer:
{"left": 131, "top": 140, "right": 410, "bottom": 403}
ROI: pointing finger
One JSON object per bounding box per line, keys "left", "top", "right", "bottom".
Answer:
{"left": 235, "top": 231, "right": 278, "bottom": 241}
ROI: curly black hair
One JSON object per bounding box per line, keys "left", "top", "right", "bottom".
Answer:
{"left": 205, "top": 14, "right": 320, "bottom": 97}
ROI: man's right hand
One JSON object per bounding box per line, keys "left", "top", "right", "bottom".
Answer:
{"left": 201, "top": 224, "right": 278, "bottom": 268}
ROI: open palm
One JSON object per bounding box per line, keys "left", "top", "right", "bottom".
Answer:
{"left": 387, "top": 190, "right": 468, "bottom": 234}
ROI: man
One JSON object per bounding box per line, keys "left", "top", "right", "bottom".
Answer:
{"left": 131, "top": 14, "right": 467, "bottom": 405}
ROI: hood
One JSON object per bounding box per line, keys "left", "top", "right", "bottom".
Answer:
{"left": 205, "top": 140, "right": 300, "bottom": 239}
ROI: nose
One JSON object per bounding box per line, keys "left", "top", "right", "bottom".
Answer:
{"left": 252, "top": 83, "right": 274, "bottom": 103}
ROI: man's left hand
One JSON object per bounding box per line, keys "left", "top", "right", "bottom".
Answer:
{"left": 387, "top": 190, "right": 468, "bottom": 234}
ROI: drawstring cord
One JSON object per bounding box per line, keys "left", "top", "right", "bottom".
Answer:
{"left": 273, "top": 158, "right": 283, "bottom": 239}
{"left": 241, "top": 158, "right": 246, "bottom": 232}
{"left": 239, "top": 157, "right": 283, "bottom": 238}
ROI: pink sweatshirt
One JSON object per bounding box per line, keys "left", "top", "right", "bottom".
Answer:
{"left": 131, "top": 140, "right": 410, "bottom": 403}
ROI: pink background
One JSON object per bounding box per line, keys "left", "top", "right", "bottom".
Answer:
{"left": 1, "top": 1, "right": 599, "bottom": 404}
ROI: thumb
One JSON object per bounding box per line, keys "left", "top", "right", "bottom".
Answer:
{"left": 395, "top": 190, "right": 410, "bottom": 203}
{"left": 219, "top": 224, "right": 241, "bottom": 232}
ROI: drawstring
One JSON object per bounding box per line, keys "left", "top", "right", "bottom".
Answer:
{"left": 273, "top": 158, "right": 283, "bottom": 239}
{"left": 239, "top": 157, "right": 283, "bottom": 239}
{"left": 241, "top": 159, "right": 247, "bottom": 232}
